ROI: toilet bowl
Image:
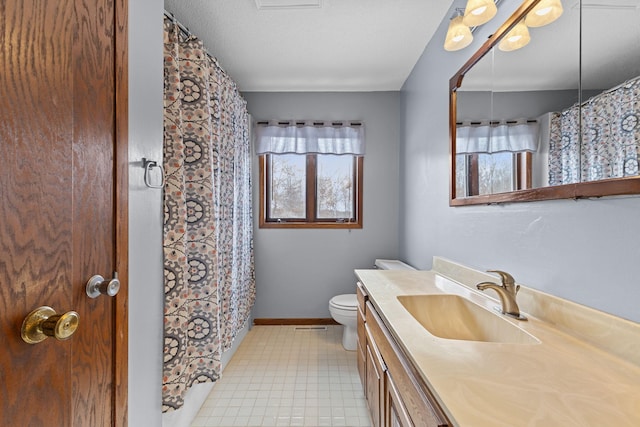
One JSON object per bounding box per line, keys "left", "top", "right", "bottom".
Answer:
{"left": 329, "top": 294, "right": 358, "bottom": 351}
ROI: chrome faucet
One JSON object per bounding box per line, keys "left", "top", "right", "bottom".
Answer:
{"left": 476, "top": 270, "right": 527, "bottom": 320}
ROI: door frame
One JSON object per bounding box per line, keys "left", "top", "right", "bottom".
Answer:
{"left": 114, "top": 0, "right": 129, "bottom": 425}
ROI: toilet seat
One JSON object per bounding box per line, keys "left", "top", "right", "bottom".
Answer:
{"left": 330, "top": 294, "right": 357, "bottom": 310}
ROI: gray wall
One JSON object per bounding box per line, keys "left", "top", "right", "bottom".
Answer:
{"left": 244, "top": 92, "right": 401, "bottom": 319}
{"left": 399, "top": 0, "right": 640, "bottom": 323}
{"left": 457, "top": 89, "right": 580, "bottom": 121}
{"left": 129, "top": 1, "right": 164, "bottom": 425}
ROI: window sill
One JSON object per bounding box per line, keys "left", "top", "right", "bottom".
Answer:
{"left": 259, "top": 221, "right": 362, "bottom": 229}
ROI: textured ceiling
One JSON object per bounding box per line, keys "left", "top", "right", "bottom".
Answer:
{"left": 164, "top": 0, "right": 454, "bottom": 92}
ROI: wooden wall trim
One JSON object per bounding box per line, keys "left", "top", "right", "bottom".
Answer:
{"left": 253, "top": 318, "right": 339, "bottom": 326}
{"left": 114, "top": 0, "right": 129, "bottom": 425}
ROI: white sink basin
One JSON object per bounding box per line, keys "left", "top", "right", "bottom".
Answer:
{"left": 397, "top": 294, "right": 539, "bottom": 344}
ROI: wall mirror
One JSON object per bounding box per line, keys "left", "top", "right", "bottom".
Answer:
{"left": 450, "top": 0, "right": 640, "bottom": 205}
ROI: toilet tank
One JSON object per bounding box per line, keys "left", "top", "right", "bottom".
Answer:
{"left": 374, "top": 259, "right": 416, "bottom": 270}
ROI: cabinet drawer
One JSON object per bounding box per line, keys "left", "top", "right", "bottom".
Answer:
{"left": 366, "top": 301, "right": 449, "bottom": 427}
{"left": 356, "top": 281, "right": 367, "bottom": 313}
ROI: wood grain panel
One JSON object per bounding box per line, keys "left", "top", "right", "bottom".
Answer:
{"left": 71, "top": 0, "right": 116, "bottom": 424}
{"left": 0, "top": 1, "right": 76, "bottom": 425}
{"left": 1, "top": 0, "right": 127, "bottom": 425}
{"left": 113, "top": 0, "right": 129, "bottom": 424}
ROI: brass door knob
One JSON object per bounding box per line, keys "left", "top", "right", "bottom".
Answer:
{"left": 21, "top": 306, "right": 80, "bottom": 344}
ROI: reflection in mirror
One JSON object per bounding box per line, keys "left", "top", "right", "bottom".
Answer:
{"left": 577, "top": 0, "right": 640, "bottom": 184}
{"left": 455, "top": 9, "right": 579, "bottom": 197}
{"left": 450, "top": 0, "right": 640, "bottom": 205}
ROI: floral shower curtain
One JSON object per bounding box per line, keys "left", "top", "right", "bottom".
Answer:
{"left": 548, "top": 75, "right": 640, "bottom": 185}
{"left": 162, "top": 16, "right": 255, "bottom": 412}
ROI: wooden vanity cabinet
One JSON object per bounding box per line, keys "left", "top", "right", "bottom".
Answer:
{"left": 363, "top": 300, "right": 450, "bottom": 427}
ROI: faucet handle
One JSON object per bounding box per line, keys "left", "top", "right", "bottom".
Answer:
{"left": 487, "top": 270, "right": 515, "bottom": 288}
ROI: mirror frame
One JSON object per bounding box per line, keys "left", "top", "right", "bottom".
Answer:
{"left": 449, "top": 0, "right": 640, "bottom": 206}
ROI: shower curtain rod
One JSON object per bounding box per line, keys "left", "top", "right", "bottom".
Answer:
{"left": 164, "top": 10, "right": 192, "bottom": 40}
{"left": 163, "top": 10, "right": 234, "bottom": 82}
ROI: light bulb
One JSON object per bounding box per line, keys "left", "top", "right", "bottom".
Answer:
{"left": 498, "top": 21, "right": 531, "bottom": 52}
{"left": 462, "top": 0, "right": 497, "bottom": 26}
{"left": 444, "top": 15, "right": 473, "bottom": 51}
{"left": 536, "top": 6, "right": 553, "bottom": 16}
{"left": 472, "top": 6, "right": 487, "bottom": 15}
{"left": 525, "top": 0, "right": 563, "bottom": 27}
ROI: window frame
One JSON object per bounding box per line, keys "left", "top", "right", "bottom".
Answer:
{"left": 259, "top": 153, "right": 363, "bottom": 229}
{"left": 456, "top": 152, "right": 532, "bottom": 197}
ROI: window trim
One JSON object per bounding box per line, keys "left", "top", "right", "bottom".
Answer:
{"left": 259, "top": 154, "right": 363, "bottom": 229}
{"left": 457, "top": 152, "right": 532, "bottom": 197}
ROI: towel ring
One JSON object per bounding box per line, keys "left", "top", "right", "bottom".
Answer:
{"left": 142, "top": 158, "right": 165, "bottom": 189}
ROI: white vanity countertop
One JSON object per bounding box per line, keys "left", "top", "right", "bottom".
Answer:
{"left": 355, "top": 268, "right": 640, "bottom": 427}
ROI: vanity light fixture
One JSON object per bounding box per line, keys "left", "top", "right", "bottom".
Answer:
{"left": 444, "top": 9, "right": 474, "bottom": 51}
{"left": 524, "top": 0, "right": 563, "bottom": 27}
{"left": 498, "top": 20, "right": 531, "bottom": 51}
{"left": 462, "top": 0, "right": 498, "bottom": 26}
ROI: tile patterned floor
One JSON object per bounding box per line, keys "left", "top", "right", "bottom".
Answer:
{"left": 191, "top": 325, "right": 372, "bottom": 427}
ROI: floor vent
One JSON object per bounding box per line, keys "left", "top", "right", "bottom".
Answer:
{"left": 293, "top": 326, "right": 328, "bottom": 331}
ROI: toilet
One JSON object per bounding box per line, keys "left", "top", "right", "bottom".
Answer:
{"left": 330, "top": 259, "right": 416, "bottom": 351}
{"left": 329, "top": 294, "right": 358, "bottom": 351}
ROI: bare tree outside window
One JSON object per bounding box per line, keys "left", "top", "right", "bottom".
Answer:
{"left": 317, "top": 155, "right": 354, "bottom": 219}
{"left": 478, "top": 153, "right": 513, "bottom": 195}
{"left": 455, "top": 155, "right": 468, "bottom": 197}
{"left": 270, "top": 154, "right": 306, "bottom": 218}
{"left": 260, "top": 153, "right": 363, "bottom": 228}
{"left": 456, "top": 152, "right": 516, "bottom": 196}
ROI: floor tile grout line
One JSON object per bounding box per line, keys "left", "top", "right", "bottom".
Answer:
{"left": 191, "top": 325, "right": 371, "bottom": 427}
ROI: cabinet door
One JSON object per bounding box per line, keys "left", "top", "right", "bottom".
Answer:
{"left": 365, "top": 345, "right": 381, "bottom": 427}
{"left": 356, "top": 282, "right": 368, "bottom": 392}
{"left": 365, "top": 324, "right": 385, "bottom": 427}
{"left": 386, "top": 372, "right": 414, "bottom": 427}
{"left": 357, "top": 306, "right": 367, "bottom": 387}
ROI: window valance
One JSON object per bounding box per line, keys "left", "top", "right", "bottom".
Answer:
{"left": 456, "top": 119, "right": 539, "bottom": 154}
{"left": 254, "top": 120, "right": 365, "bottom": 155}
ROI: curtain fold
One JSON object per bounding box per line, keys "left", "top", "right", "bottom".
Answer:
{"left": 456, "top": 119, "right": 539, "bottom": 154}
{"left": 162, "top": 16, "right": 255, "bottom": 412}
{"left": 548, "top": 109, "right": 580, "bottom": 185}
{"left": 548, "top": 75, "right": 640, "bottom": 185}
{"left": 254, "top": 120, "right": 365, "bottom": 155}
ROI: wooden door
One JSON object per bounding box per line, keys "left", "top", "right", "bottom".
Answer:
{"left": 0, "top": 1, "right": 128, "bottom": 426}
